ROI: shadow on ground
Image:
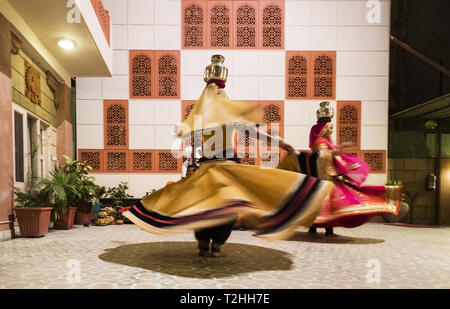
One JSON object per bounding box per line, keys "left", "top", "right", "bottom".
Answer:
{"left": 99, "top": 241, "right": 293, "bottom": 278}
{"left": 287, "top": 231, "right": 385, "bottom": 244}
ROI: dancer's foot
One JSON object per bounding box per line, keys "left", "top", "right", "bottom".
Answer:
{"left": 308, "top": 227, "right": 317, "bottom": 234}
{"left": 211, "top": 242, "right": 227, "bottom": 257}
{"left": 325, "top": 228, "right": 337, "bottom": 237}
{"left": 197, "top": 240, "right": 211, "bottom": 257}
{"left": 198, "top": 249, "right": 211, "bottom": 257}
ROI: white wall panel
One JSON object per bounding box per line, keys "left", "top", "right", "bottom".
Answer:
{"left": 181, "top": 50, "right": 207, "bottom": 76}
{"left": 233, "top": 51, "right": 258, "bottom": 76}
{"left": 128, "top": 0, "right": 154, "bottom": 25}
{"left": 361, "top": 125, "right": 387, "bottom": 150}
{"left": 128, "top": 25, "right": 154, "bottom": 49}
{"left": 285, "top": 26, "right": 310, "bottom": 50}
{"left": 258, "top": 51, "right": 285, "bottom": 76}
{"left": 258, "top": 76, "right": 284, "bottom": 100}
{"left": 112, "top": 25, "right": 128, "bottom": 50}
{"left": 77, "top": 125, "right": 103, "bottom": 149}
{"left": 155, "top": 0, "right": 181, "bottom": 25}
{"left": 286, "top": 1, "right": 311, "bottom": 26}
{"left": 129, "top": 100, "right": 155, "bottom": 125}
{"left": 113, "top": 50, "right": 129, "bottom": 75}
{"left": 361, "top": 101, "right": 388, "bottom": 126}
{"left": 311, "top": 1, "right": 337, "bottom": 26}
{"left": 232, "top": 76, "right": 258, "bottom": 100}
{"left": 129, "top": 125, "right": 155, "bottom": 149}
{"left": 154, "top": 100, "right": 182, "bottom": 125}
{"left": 310, "top": 27, "right": 337, "bottom": 50}
{"left": 76, "top": 78, "right": 102, "bottom": 100}
{"left": 102, "top": 75, "right": 129, "bottom": 99}
{"left": 103, "top": 0, "right": 128, "bottom": 25}
{"left": 154, "top": 26, "right": 181, "bottom": 50}
{"left": 76, "top": 100, "right": 103, "bottom": 125}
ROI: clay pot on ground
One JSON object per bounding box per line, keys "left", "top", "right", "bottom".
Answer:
{"left": 13, "top": 207, "right": 52, "bottom": 237}
{"left": 382, "top": 202, "right": 410, "bottom": 223}
{"left": 53, "top": 206, "right": 77, "bottom": 230}
{"left": 74, "top": 201, "right": 93, "bottom": 226}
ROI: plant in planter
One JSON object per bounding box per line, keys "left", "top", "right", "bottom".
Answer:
{"left": 38, "top": 169, "right": 80, "bottom": 230}
{"left": 60, "top": 155, "right": 105, "bottom": 226}
{"left": 97, "top": 182, "right": 133, "bottom": 226}
{"left": 13, "top": 182, "right": 53, "bottom": 237}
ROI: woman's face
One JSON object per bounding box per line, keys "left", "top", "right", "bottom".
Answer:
{"left": 323, "top": 123, "right": 333, "bottom": 139}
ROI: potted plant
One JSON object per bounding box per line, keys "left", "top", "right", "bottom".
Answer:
{"left": 39, "top": 169, "right": 80, "bottom": 230}
{"left": 100, "top": 182, "right": 133, "bottom": 225}
{"left": 13, "top": 181, "right": 52, "bottom": 237}
{"left": 60, "top": 155, "right": 104, "bottom": 226}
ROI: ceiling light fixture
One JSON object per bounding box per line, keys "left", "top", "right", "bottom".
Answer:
{"left": 58, "top": 39, "right": 75, "bottom": 50}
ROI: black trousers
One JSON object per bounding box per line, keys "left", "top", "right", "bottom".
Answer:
{"left": 194, "top": 221, "right": 236, "bottom": 245}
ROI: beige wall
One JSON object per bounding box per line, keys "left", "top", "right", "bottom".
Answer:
{"left": 0, "top": 13, "right": 13, "bottom": 235}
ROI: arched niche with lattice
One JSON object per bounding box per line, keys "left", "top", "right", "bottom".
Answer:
{"left": 78, "top": 149, "right": 104, "bottom": 173}
{"left": 104, "top": 100, "right": 129, "bottom": 149}
{"left": 311, "top": 51, "right": 336, "bottom": 100}
{"left": 129, "top": 50, "right": 154, "bottom": 99}
{"left": 207, "top": 1, "right": 233, "bottom": 49}
{"left": 155, "top": 51, "right": 180, "bottom": 99}
{"left": 233, "top": 1, "right": 259, "bottom": 49}
{"left": 336, "top": 101, "right": 361, "bottom": 150}
{"left": 182, "top": 0, "right": 207, "bottom": 49}
{"left": 259, "top": 0, "right": 284, "bottom": 49}
{"left": 286, "top": 51, "right": 310, "bottom": 99}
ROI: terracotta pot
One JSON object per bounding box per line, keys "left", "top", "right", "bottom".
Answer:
{"left": 74, "top": 211, "right": 93, "bottom": 226}
{"left": 14, "top": 207, "right": 52, "bottom": 237}
{"left": 53, "top": 207, "right": 77, "bottom": 230}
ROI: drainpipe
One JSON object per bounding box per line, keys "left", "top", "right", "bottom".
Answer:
{"left": 71, "top": 78, "right": 77, "bottom": 160}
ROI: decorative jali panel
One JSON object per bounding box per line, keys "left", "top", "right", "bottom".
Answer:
{"left": 233, "top": 1, "right": 259, "bottom": 49}
{"left": 311, "top": 51, "right": 336, "bottom": 99}
{"left": 156, "top": 150, "right": 182, "bottom": 173}
{"left": 155, "top": 51, "right": 180, "bottom": 99}
{"left": 104, "top": 150, "right": 130, "bottom": 173}
{"left": 337, "top": 101, "right": 361, "bottom": 150}
{"left": 182, "top": 0, "right": 207, "bottom": 49}
{"left": 259, "top": 150, "right": 281, "bottom": 169}
{"left": 207, "top": 1, "right": 233, "bottom": 48}
{"left": 286, "top": 51, "right": 310, "bottom": 99}
{"left": 182, "top": 100, "right": 196, "bottom": 121}
{"left": 258, "top": 100, "right": 284, "bottom": 124}
{"left": 78, "top": 150, "right": 104, "bottom": 173}
{"left": 104, "top": 100, "right": 129, "bottom": 149}
{"left": 130, "top": 50, "right": 154, "bottom": 99}
{"left": 130, "top": 150, "right": 155, "bottom": 173}
{"left": 362, "top": 150, "right": 386, "bottom": 174}
{"left": 260, "top": 0, "right": 284, "bottom": 49}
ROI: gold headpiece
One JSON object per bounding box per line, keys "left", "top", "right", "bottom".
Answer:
{"left": 316, "top": 101, "right": 334, "bottom": 121}
{"left": 204, "top": 54, "right": 228, "bottom": 83}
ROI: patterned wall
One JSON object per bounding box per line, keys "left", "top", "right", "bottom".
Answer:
{"left": 76, "top": 0, "right": 390, "bottom": 195}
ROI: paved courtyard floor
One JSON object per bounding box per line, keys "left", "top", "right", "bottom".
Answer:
{"left": 0, "top": 223, "right": 449, "bottom": 289}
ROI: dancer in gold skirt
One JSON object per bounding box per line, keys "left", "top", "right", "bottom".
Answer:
{"left": 122, "top": 55, "right": 334, "bottom": 256}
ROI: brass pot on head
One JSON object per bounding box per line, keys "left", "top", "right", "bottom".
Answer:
{"left": 204, "top": 54, "right": 228, "bottom": 83}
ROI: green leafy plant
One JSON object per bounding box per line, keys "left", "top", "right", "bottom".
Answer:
{"left": 386, "top": 180, "right": 403, "bottom": 186}
{"left": 38, "top": 170, "right": 80, "bottom": 221}
{"left": 60, "top": 155, "right": 105, "bottom": 205}
{"left": 105, "top": 182, "right": 133, "bottom": 208}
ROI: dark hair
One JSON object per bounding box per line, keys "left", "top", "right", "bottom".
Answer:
{"left": 317, "top": 117, "right": 332, "bottom": 123}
